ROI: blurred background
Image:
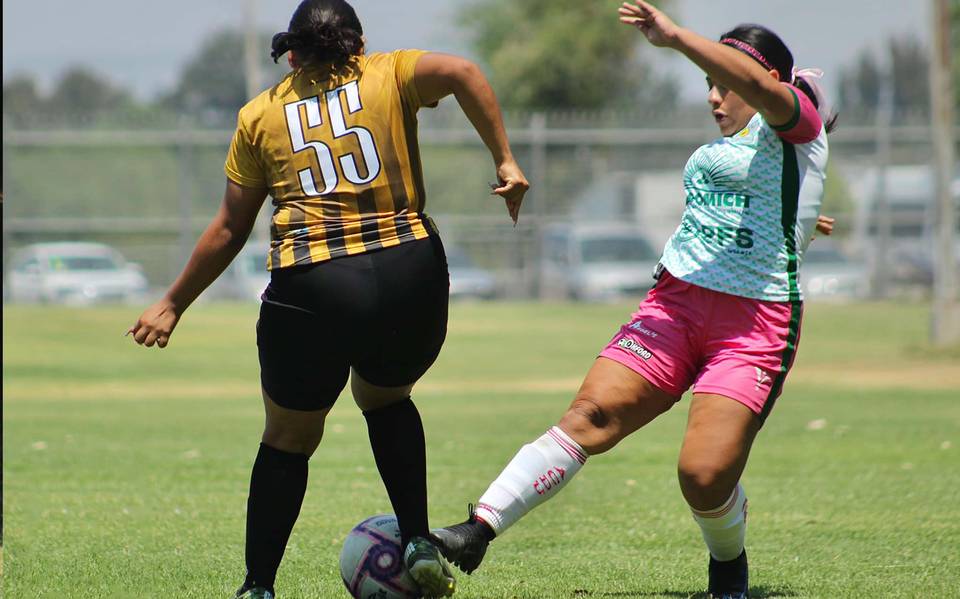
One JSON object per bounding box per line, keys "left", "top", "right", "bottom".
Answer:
{"left": 3, "top": 0, "right": 958, "bottom": 310}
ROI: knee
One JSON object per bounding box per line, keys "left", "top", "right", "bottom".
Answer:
{"left": 262, "top": 426, "right": 324, "bottom": 458}
{"left": 558, "top": 395, "right": 619, "bottom": 455}
{"left": 677, "top": 459, "right": 734, "bottom": 511}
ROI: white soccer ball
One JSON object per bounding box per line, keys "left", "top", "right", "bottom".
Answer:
{"left": 340, "top": 514, "right": 421, "bottom": 599}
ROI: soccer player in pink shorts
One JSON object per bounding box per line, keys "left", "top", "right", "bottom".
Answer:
{"left": 435, "top": 3, "right": 837, "bottom": 597}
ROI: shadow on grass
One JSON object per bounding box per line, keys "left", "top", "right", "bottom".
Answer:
{"left": 570, "top": 585, "right": 797, "bottom": 598}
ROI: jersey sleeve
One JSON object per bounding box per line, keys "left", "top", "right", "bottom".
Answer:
{"left": 394, "top": 49, "right": 438, "bottom": 111}
{"left": 224, "top": 113, "right": 267, "bottom": 188}
{"left": 770, "top": 84, "right": 823, "bottom": 145}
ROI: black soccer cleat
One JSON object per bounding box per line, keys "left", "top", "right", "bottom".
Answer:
{"left": 431, "top": 504, "right": 496, "bottom": 575}
{"left": 707, "top": 549, "right": 749, "bottom": 599}
{"left": 234, "top": 581, "right": 275, "bottom": 599}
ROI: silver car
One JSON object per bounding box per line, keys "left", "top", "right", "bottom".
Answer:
{"left": 6, "top": 242, "right": 148, "bottom": 305}
{"left": 541, "top": 224, "right": 659, "bottom": 301}
{"left": 205, "top": 243, "right": 271, "bottom": 302}
{"left": 800, "top": 242, "right": 871, "bottom": 301}
{"left": 447, "top": 245, "right": 497, "bottom": 300}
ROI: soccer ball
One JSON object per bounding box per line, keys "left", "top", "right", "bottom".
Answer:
{"left": 340, "top": 514, "right": 421, "bottom": 599}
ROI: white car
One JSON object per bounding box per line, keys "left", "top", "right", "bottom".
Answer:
{"left": 6, "top": 242, "right": 148, "bottom": 305}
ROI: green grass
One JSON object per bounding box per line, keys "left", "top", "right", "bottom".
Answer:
{"left": 3, "top": 301, "right": 959, "bottom": 598}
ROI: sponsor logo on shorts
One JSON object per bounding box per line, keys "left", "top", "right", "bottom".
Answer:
{"left": 617, "top": 337, "right": 653, "bottom": 360}
{"left": 754, "top": 367, "right": 772, "bottom": 391}
{"left": 628, "top": 320, "right": 659, "bottom": 338}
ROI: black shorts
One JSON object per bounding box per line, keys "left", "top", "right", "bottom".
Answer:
{"left": 257, "top": 235, "right": 449, "bottom": 411}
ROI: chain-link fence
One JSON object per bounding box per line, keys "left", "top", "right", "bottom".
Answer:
{"left": 3, "top": 105, "right": 958, "bottom": 300}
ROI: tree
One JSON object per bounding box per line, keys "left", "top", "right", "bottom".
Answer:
{"left": 47, "top": 66, "right": 131, "bottom": 116}
{"left": 163, "top": 29, "right": 289, "bottom": 116}
{"left": 3, "top": 68, "right": 133, "bottom": 127}
{"left": 458, "top": 0, "right": 676, "bottom": 111}
{"left": 2, "top": 76, "right": 43, "bottom": 126}
{"left": 837, "top": 36, "right": 930, "bottom": 117}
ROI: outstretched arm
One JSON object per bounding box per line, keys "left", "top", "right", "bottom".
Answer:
{"left": 619, "top": 1, "right": 796, "bottom": 127}
{"left": 128, "top": 180, "right": 268, "bottom": 347}
{"left": 413, "top": 53, "right": 529, "bottom": 224}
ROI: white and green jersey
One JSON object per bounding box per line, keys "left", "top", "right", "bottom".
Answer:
{"left": 660, "top": 88, "right": 829, "bottom": 302}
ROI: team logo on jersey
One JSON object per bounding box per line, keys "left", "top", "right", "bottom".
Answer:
{"left": 754, "top": 367, "right": 772, "bottom": 391}
{"left": 617, "top": 337, "right": 653, "bottom": 360}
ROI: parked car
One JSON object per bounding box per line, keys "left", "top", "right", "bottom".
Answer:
{"left": 6, "top": 242, "right": 148, "bottom": 305}
{"left": 447, "top": 245, "right": 497, "bottom": 300}
{"left": 800, "top": 242, "right": 870, "bottom": 301}
{"left": 205, "top": 243, "right": 271, "bottom": 301}
{"left": 541, "top": 224, "right": 659, "bottom": 301}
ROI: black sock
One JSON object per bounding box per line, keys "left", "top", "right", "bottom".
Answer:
{"left": 244, "top": 443, "right": 309, "bottom": 593}
{"left": 364, "top": 398, "right": 429, "bottom": 548}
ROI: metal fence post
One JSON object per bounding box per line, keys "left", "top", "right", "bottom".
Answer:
{"left": 871, "top": 75, "right": 894, "bottom": 299}
{"left": 930, "top": 0, "right": 959, "bottom": 345}
{"left": 529, "top": 112, "right": 547, "bottom": 298}
{"left": 176, "top": 129, "right": 195, "bottom": 281}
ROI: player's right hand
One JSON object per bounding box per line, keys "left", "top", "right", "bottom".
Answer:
{"left": 618, "top": 1, "right": 682, "bottom": 49}
{"left": 128, "top": 298, "right": 181, "bottom": 348}
{"left": 492, "top": 160, "right": 529, "bottom": 225}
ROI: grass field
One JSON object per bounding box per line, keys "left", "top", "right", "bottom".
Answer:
{"left": 3, "top": 301, "right": 959, "bottom": 598}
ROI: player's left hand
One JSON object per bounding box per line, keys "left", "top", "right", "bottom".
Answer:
{"left": 618, "top": 1, "right": 682, "bottom": 48}
{"left": 814, "top": 214, "right": 836, "bottom": 238}
{"left": 492, "top": 160, "right": 529, "bottom": 225}
{"left": 127, "top": 298, "right": 181, "bottom": 348}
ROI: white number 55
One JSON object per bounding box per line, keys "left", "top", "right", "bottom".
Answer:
{"left": 283, "top": 80, "right": 382, "bottom": 196}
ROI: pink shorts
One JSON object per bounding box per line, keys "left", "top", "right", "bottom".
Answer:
{"left": 599, "top": 270, "right": 803, "bottom": 422}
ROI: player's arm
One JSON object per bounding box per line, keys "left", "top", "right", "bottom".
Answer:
{"left": 128, "top": 180, "right": 268, "bottom": 348}
{"left": 618, "top": 1, "right": 796, "bottom": 127}
{"left": 413, "top": 53, "right": 528, "bottom": 224}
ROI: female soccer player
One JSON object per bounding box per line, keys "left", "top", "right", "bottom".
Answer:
{"left": 435, "top": 3, "right": 835, "bottom": 597}
{"left": 127, "top": 1, "right": 527, "bottom": 597}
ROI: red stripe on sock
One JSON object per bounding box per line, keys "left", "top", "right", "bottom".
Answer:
{"left": 547, "top": 429, "right": 587, "bottom": 464}
{"left": 692, "top": 486, "right": 740, "bottom": 519}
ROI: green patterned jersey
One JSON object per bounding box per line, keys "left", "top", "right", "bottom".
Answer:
{"left": 660, "top": 93, "right": 829, "bottom": 302}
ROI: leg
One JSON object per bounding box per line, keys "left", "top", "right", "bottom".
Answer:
{"left": 678, "top": 393, "right": 759, "bottom": 598}
{"left": 436, "top": 358, "right": 678, "bottom": 574}
{"left": 351, "top": 371, "right": 425, "bottom": 546}
{"left": 242, "top": 392, "right": 331, "bottom": 596}
{"left": 241, "top": 300, "right": 349, "bottom": 596}
{"left": 560, "top": 357, "right": 679, "bottom": 454}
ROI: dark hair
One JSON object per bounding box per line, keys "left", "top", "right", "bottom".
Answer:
{"left": 271, "top": 0, "right": 364, "bottom": 68}
{"left": 720, "top": 24, "right": 838, "bottom": 133}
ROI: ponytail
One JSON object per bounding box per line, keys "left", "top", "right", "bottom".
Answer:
{"left": 271, "top": 0, "right": 363, "bottom": 69}
{"left": 791, "top": 68, "right": 839, "bottom": 133}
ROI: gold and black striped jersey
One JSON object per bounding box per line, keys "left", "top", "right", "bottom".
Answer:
{"left": 225, "top": 50, "right": 436, "bottom": 270}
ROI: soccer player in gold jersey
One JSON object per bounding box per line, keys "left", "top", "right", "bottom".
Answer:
{"left": 128, "top": 1, "right": 528, "bottom": 597}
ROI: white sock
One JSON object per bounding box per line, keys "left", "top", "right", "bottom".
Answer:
{"left": 690, "top": 483, "right": 748, "bottom": 562}
{"left": 474, "top": 426, "right": 587, "bottom": 536}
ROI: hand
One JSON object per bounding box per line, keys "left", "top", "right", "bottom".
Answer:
{"left": 127, "top": 297, "right": 181, "bottom": 348}
{"left": 491, "top": 160, "right": 529, "bottom": 225}
{"left": 618, "top": 1, "right": 681, "bottom": 48}
{"left": 814, "top": 215, "right": 836, "bottom": 238}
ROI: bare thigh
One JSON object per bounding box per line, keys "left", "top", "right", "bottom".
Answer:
{"left": 558, "top": 357, "right": 679, "bottom": 455}
{"left": 677, "top": 393, "right": 760, "bottom": 511}
{"left": 261, "top": 389, "right": 331, "bottom": 457}
{"left": 350, "top": 368, "right": 415, "bottom": 412}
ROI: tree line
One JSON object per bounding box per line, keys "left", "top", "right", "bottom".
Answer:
{"left": 3, "top": 0, "right": 957, "bottom": 128}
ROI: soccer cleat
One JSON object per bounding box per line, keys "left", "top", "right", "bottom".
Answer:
{"left": 707, "top": 549, "right": 749, "bottom": 599}
{"left": 234, "top": 582, "right": 275, "bottom": 599}
{"left": 404, "top": 536, "right": 456, "bottom": 598}
{"left": 431, "top": 504, "right": 496, "bottom": 575}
